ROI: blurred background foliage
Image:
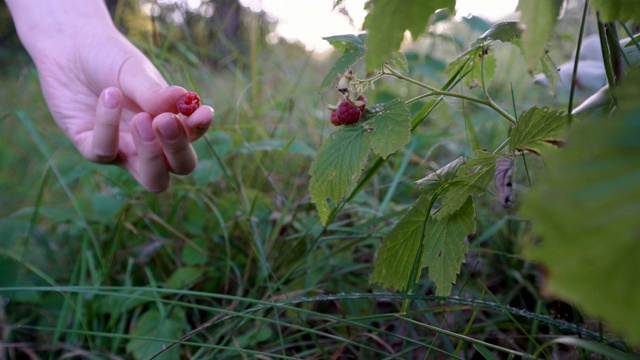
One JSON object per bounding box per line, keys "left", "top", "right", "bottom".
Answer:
{"left": 0, "top": 0, "right": 637, "bottom": 358}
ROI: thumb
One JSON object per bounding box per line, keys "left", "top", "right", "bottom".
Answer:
{"left": 118, "top": 55, "right": 186, "bottom": 115}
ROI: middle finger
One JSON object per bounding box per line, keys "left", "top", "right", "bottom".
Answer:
{"left": 153, "top": 113, "right": 197, "bottom": 175}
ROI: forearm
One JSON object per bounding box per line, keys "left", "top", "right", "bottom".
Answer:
{"left": 5, "top": 0, "right": 117, "bottom": 61}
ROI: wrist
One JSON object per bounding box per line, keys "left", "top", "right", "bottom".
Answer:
{"left": 6, "top": 0, "right": 117, "bottom": 61}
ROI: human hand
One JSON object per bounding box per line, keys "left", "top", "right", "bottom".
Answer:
{"left": 22, "top": 29, "right": 211, "bottom": 193}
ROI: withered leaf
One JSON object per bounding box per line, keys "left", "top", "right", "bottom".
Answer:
{"left": 494, "top": 157, "right": 515, "bottom": 207}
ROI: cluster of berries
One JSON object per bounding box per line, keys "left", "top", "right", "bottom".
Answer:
{"left": 327, "top": 71, "right": 367, "bottom": 126}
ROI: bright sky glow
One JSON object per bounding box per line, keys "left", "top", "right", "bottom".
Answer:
{"left": 157, "top": 0, "right": 520, "bottom": 52}
{"left": 243, "top": 0, "right": 520, "bottom": 52}
{"left": 455, "top": 0, "right": 519, "bottom": 20}
{"left": 239, "top": 0, "right": 368, "bottom": 52}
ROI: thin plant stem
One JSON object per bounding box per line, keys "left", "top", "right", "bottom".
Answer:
{"left": 384, "top": 65, "right": 517, "bottom": 125}
{"left": 510, "top": 82, "right": 518, "bottom": 120}
{"left": 620, "top": 22, "right": 640, "bottom": 55}
{"left": 568, "top": 0, "right": 590, "bottom": 117}
{"left": 493, "top": 137, "right": 510, "bottom": 154}
{"left": 596, "top": 14, "right": 619, "bottom": 108}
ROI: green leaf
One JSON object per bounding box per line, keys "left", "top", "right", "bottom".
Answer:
{"left": 309, "top": 126, "right": 371, "bottom": 225}
{"left": 496, "top": 22, "right": 560, "bottom": 95}
{"left": 0, "top": 258, "right": 42, "bottom": 303}
{"left": 473, "top": 344, "right": 500, "bottom": 360}
{"left": 166, "top": 266, "right": 206, "bottom": 289}
{"left": 471, "top": 20, "right": 521, "bottom": 47}
{"left": 323, "top": 34, "right": 365, "bottom": 51}
{"left": 422, "top": 197, "right": 475, "bottom": 296}
{"left": 416, "top": 157, "right": 466, "bottom": 195}
{"left": 517, "top": 0, "right": 563, "bottom": 70}
{"left": 437, "top": 151, "right": 498, "bottom": 219}
{"left": 509, "top": 106, "right": 568, "bottom": 154}
{"left": 194, "top": 130, "right": 232, "bottom": 158}
{"left": 310, "top": 99, "right": 411, "bottom": 225}
{"left": 365, "top": 99, "right": 412, "bottom": 159}
{"left": 30, "top": 207, "right": 78, "bottom": 224}
{"left": 387, "top": 51, "right": 409, "bottom": 74}
{"left": 536, "top": 52, "right": 561, "bottom": 96}
{"left": 181, "top": 237, "right": 208, "bottom": 266}
{"left": 232, "top": 326, "right": 274, "bottom": 349}
{"left": 90, "top": 193, "right": 125, "bottom": 218}
{"left": 193, "top": 159, "right": 222, "bottom": 187}
{"left": 444, "top": 46, "right": 497, "bottom": 89}
{"left": 208, "top": 130, "right": 233, "bottom": 157}
{"left": 93, "top": 289, "right": 156, "bottom": 314}
{"left": 371, "top": 195, "right": 476, "bottom": 296}
{"left": 371, "top": 195, "right": 431, "bottom": 291}
{"left": 363, "top": 0, "right": 455, "bottom": 71}
{"left": 416, "top": 153, "right": 496, "bottom": 220}
{"left": 590, "top": 0, "right": 640, "bottom": 22}
{"left": 235, "top": 139, "right": 315, "bottom": 157}
{"left": 126, "top": 309, "right": 183, "bottom": 360}
{"left": 463, "top": 106, "right": 483, "bottom": 151}
{"left": 0, "top": 219, "right": 28, "bottom": 248}
{"left": 520, "top": 98, "right": 640, "bottom": 346}
{"left": 550, "top": 337, "right": 640, "bottom": 360}
{"left": 321, "top": 35, "right": 366, "bottom": 89}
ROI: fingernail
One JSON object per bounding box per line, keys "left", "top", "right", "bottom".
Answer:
{"left": 160, "top": 85, "right": 186, "bottom": 95}
{"left": 195, "top": 107, "right": 214, "bottom": 130}
{"left": 135, "top": 116, "right": 156, "bottom": 143}
{"left": 158, "top": 115, "right": 182, "bottom": 142}
{"left": 103, "top": 88, "right": 122, "bottom": 109}
{"left": 197, "top": 117, "right": 212, "bottom": 130}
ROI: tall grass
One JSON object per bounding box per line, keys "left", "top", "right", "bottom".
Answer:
{"left": 0, "top": 5, "right": 637, "bottom": 360}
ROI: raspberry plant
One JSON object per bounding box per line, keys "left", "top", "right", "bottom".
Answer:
{"left": 310, "top": 0, "right": 640, "bottom": 346}
{"left": 311, "top": 19, "right": 566, "bottom": 295}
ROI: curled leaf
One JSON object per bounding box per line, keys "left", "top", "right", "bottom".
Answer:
{"left": 471, "top": 20, "right": 521, "bottom": 48}
{"left": 494, "top": 157, "right": 515, "bottom": 207}
{"left": 415, "top": 157, "right": 466, "bottom": 194}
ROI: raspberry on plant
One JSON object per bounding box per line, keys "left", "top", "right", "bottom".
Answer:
{"left": 176, "top": 91, "right": 201, "bottom": 116}
{"left": 336, "top": 70, "right": 354, "bottom": 93}
{"left": 330, "top": 110, "right": 342, "bottom": 126}
{"left": 336, "top": 100, "right": 362, "bottom": 125}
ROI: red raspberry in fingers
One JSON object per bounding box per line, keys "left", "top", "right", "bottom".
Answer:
{"left": 336, "top": 100, "right": 362, "bottom": 125}
{"left": 176, "top": 91, "right": 201, "bottom": 116}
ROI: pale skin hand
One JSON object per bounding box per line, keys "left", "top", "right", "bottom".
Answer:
{"left": 6, "top": 0, "right": 214, "bottom": 193}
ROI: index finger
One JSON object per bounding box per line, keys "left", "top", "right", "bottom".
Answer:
{"left": 89, "top": 87, "right": 123, "bottom": 163}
